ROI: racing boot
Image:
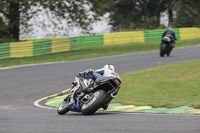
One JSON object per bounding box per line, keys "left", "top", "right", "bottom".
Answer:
{"left": 102, "top": 103, "right": 109, "bottom": 110}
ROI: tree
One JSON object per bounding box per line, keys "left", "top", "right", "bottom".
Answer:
{"left": 108, "top": 0, "right": 200, "bottom": 31}
{"left": 108, "top": 0, "right": 167, "bottom": 31}
{"left": 160, "top": 0, "right": 177, "bottom": 26}
{"left": 174, "top": 0, "right": 200, "bottom": 27}
{"left": 173, "top": 12, "right": 195, "bottom": 27}
{"left": 0, "top": 0, "right": 112, "bottom": 41}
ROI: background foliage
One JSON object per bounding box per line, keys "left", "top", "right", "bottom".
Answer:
{"left": 0, "top": 0, "right": 200, "bottom": 43}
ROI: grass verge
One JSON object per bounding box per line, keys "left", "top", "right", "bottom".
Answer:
{"left": 1, "top": 38, "right": 200, "bottom": 109}
{"left": 0, "top": 38, "right": 200, "bottom": 68}
{"left": 114, "top": 60, "right": 200, "bottom": 108}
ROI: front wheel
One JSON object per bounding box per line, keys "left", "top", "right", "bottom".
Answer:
{"left": 81, "top": 89, "right": 107, "bottom": 115}
{"left": 57, "top": 95, "right": 71, "bottom": 115}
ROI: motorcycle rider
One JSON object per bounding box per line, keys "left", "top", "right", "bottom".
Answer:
{"left": 67, "top": 64, "right": 116, "bottom": 110}
{"left": 77, "top": 64, "right": 115, "bottom": 92}
{"left": 162, "top": 27, "right": 177, "bottom": 47}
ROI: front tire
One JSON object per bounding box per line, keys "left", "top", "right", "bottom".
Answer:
{"left": 81, "top": 89, "right": 107, "bottom": 115}
{"left": 57, "top": 95, "right": 71, "bottom": 115}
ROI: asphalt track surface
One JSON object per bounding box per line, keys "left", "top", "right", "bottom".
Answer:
{"left": 0, "top": 45, "right": 200, "bottom": 133}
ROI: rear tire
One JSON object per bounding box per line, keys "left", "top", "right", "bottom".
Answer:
{"left": 160, "top": 44, "right": 166, "bottom": 57}
{"left": 167, "top": 51, "right": 170, "bottom": 56}
{"left": 81, "top": 89, "right": 107, "bottom": 115}
{"left": 160, "top": 51, "right": 165, "bottom": 57}
{"left": 167, "top": 47, "right": 173, "bottom": 57}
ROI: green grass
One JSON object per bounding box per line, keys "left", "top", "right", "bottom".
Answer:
{"left": 0, "top": 38, "right": 200, "bottom": 68}
{"left": 114, "top": 60, "right": 200, "bottom": 108}
{"left": 1, "top": 38, "right": 199, "bottom": 109}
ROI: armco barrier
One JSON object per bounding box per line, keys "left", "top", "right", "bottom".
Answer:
{"left": 0, "top": 38, "right": 78, "bottom": 59}
{"left": 71, "top": 34, "right": 104, "bottom": 46}
{"left": 51, "top": 38, "right": 70, "bottom": 53}
{"left": 104, "top": 31, "right": 144, "bottom": 45}
{"left": 69, "top": 37, "right": 78, "bottom": 50}
{"left": 179, "top": 28, "right": 200, "bottom": 40}
{"left": 144, "top": 28, "right": 180, "bottom": 42}
{"left": 0, "top": 43, "right": 10, "bottom": 59}
{"left": 33, "top": 40, "right": 52, "bottom": 56}
{"left": 1, "top": 27, "right": 200, "bottom": 60}
{"left": 10, "top": 41, "right": 33, "bottom": 58}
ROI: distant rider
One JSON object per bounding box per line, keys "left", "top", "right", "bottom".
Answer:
{"left": 162, "top": 27, "right": 177, "bottom": 47}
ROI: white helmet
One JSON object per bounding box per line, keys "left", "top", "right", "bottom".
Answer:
{"left": 103, "top": 64, "right": 115, "bottom": 72}
{"left": 167, "top": 27, "right": 172, "bottom": 31}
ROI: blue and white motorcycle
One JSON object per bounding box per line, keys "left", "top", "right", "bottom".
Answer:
{"left": 57, "top": 71, "right": 121, "bottom": 115}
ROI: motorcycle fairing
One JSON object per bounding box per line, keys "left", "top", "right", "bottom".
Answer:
{"left": 69, "top": 102, "right": 81, "bottom": 112}
{"left": 94, "top": 76, "right": 121, "bottom": 92}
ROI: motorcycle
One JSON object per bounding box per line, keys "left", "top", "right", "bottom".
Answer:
{"left": 57, "top": 71, "right": 121, "bottom": 115}
{"left": 160, "top": 36, "right": 174, "bottom": 57}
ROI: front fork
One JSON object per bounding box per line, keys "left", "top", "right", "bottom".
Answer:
{"left": 67, "top": 83, "right": 88, "bottom": 112}
{"left": 65, "top": 91, "right": 82, "bottom": 112}
{"left": 66, "top": 84, "right": 81, "bottom": 108}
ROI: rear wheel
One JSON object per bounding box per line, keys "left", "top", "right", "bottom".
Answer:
{"left": 160, "top": 44, "right": 166, "bottom": 57}
{"left": 160, "top": 51, "right": 165, "bottom": 57}
{"left": 81, "top": 89, "right": 107, "bottom": 115}
{"left": 167, "top": 51, "right": 170, "bottom": 56}
{"left": 167, "top": 47, "right": 173, "bottom": 57}
{"left": 57, "top": 95, "right": 71, "bottom": 115}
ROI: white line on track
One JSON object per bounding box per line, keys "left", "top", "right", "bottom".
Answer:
{"left": 33, "top": 89, "right": 70, "bottom": 110}
{"left": 33, "top": 89, "right": 200, "bottom": 117}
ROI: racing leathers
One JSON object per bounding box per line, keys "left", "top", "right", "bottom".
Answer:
{"left": 77, "top": 68, "right": 107, "bottom": 92}
{"left": 162, "top": 29, "right": 177, "bottom": 47}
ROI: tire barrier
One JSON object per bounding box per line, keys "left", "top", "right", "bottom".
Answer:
{"left": 104, "top": 31, "right": 144, "bottom": 45}
{"left": 0, "top": 38, "right": 78, "bottom": 59}
{"left": 0, "top": 27, "right": 199, "bottom": 60}
{"left": 179, "top": 28, "right": 200, "bottom": 40}
{"left": 144, "top": 28, "right": 180, "bottom": 41}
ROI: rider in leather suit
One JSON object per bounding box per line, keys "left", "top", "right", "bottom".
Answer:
{"left": 78, "top": 64, "right": 115, "bottom": 92}
{"left": 162, "top": 27, "right": 177, "bottom": 47}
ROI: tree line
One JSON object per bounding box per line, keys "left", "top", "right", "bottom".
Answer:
{"left": 109, "top": 0, "right": 200, "bottom": 31}
{"left": 0, "top": 0, "right": 199, "bottom": 43}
